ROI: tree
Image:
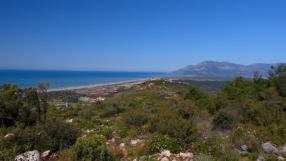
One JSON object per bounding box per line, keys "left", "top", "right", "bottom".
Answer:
{"left": 0, "top": 82, "right": 50, "bottom": 127}
{"left": 0, "top": 83, "right": 22, "bottom": 126}
{"left": 38, "top": 82, "right": 50, "bottom": 122}
{"left": 268, "top": 63, "right": 286, "bottom": 97}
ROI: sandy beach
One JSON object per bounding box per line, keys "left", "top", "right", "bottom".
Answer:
{"left": 48, "top": 79, "right": 149, "bottom": 96}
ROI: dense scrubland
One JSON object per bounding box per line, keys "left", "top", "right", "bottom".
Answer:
{"left": 1, "top": 64, "right": 286, "bottom": 161}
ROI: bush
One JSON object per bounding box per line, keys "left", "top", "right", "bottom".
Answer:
{"left": 193, "top": 153, "right": 213, "bottom": 161}
{"left": 117, "top": 125, "right": 130, "bottom": 138}
{"left": 255, "top": 124, "right": 286, "bottom": 147}
{"left": 38, "top": 118, "right": 80, "bottom": 152}
{"left": 245, "top": 152, "right": 258, "bottom": 161}
{"left": 121, "top": 109, "right": 150, "bottom": 128}
{"left": 213, "top": 109, "right": 237, "bottom": 130}
{"left": 193, "top": 137, "right": 229, "bottom": 159}
{"left": 0, "top": 127, "right": 36, "bottom": 160}
{"left": 265, "top": 154, "right": 279, "bottom": 161}
{"left": 97, "top": 126, "right": 113, "bottom": 140}
{"left": 213, "top": 92, "right": 229, "bottom": 114}
{"left": 71, "top": 134, "right": 112, "bottom": 161}
{"left": 148, "top": 134, "right": 181, "bottom": 154}
{"left": 184, "top": 85, "right": 206, "bottom": 101}
{"left": 63, "top": 109, "right": 79, "bottom": 119}
{"left": 100, "top": 104, "right": 126, "bottom": 118}
{"left": 224, "top": 155, "right": 238, "bottom": 161}
{"left": 78, "top": 107, "right": 95, "bottom": 119}
{"left": 155, "top": 118, "right": 198, "bottom": 149}
{"left": 0, "top": 118, "right": 80, "bottom": 160}
{"left": 232, "top": 128, "right": 262, "bottom": 153}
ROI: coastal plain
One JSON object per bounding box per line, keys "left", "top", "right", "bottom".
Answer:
{"left": 49, "top": 80, "right": 147, "bottom": 97}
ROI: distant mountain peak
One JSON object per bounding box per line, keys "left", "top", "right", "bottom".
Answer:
{"left": 172, "top": 61, "right": 282, "bottom": 77}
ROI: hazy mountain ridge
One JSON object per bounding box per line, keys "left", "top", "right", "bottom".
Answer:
{"left": 172, "top": 61, "right": 281, "bottom": 77}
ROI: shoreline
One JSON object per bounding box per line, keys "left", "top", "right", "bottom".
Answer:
{"left": 47, "top": 75, "right": 235, "bottom": 92}
{"left": 48, "top": 78, "right": 151, "bottom": 92}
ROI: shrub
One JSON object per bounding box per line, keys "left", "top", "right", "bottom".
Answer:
{"left": 71, "top": 134, "right": 112, "bottom": 161}
{"left": 184, "top": 85, "right": 206, "bottom": 101}
{"left": 255, "top": 124, "right": 286, "bottom": 147}
{"left": 63, "top": 109, "right": 79, "bottom": 119}
{"left": 232, "top": 127, "right": 262, "bottom": 153}
{"left": 121, "top": 109, "right": 150, "bottom": 128}
{"left": 148, "top": 134, "right": 181, "bottom": 154}
{"left": 117, "top": 125, "right": 130, "bottom": 138}
{"left": 0, "top": 118, "right": 80, "bottom": 160}
{"left": 241, "top": 99, "right": 278, "bottom": 126}
{"left": 213, "top": 92, "right": 229, "bottom": 114}
{"left": 245, "top": 152, "right": 258, "bottom": 161}
{"left": 97, "top": 126, "right": 113, "bottom": 140}
{"left": 155, "top": 118, "right": 198, "bottom": 149}
{"left": 193, "top": 153, "right": 213, "bottom": 161}
{"left": 100, "top": 104, "right": 126, "bottom": 118}
{"left": 78, "top": 107, "right": 95, "bottom": 119}
{"left": 172, "top": 97, "right": 197, "bottom": 119}
{"left": 38, "top": 118, "right": 80, "bottom": 152}
{"left": 265, "top": 154, "right": 279, "bottom": 161}
{"left": 0, "top": 127, "right": 36, "bottom": 160}
{"left": 193, "top": 138, "right": 223, "bottom": 158}
{"left": 224, "top": 155, "right": 238, "bottom": 161}
{"left": 213, "top": 109, "right": 237, "bottom": 130}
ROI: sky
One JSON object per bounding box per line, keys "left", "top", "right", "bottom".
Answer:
{"left": 0, "top": 0, "right": 285, "bottom": 72}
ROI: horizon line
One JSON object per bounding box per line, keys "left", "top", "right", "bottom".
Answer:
{"left": 0, "top": 68, "right": 172, "bottom": 73}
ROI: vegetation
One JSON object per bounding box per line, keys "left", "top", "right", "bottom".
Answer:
{"left": 72, "top": 134, "right": 112, "bottom": 161}
{"left": 174, "top": 79, "right": 227, "bottom": 93}
{"left": 48, "top": 90, "right": 82, "bottom": 103}
{"left": 1, "top": 63, "right": 286, "bottom": 160}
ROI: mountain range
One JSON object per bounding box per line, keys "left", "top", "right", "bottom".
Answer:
{"left": 172, "top": 61, "right": 282, "bottom": 77}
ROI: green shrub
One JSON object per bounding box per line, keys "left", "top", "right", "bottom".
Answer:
{"left": 212, "top": 92, "right": 229, "bottom": 114}
{"left": 0, "top": 127, "right": 36, "bottom": 160}
{"left": 172, "top": 97, "right": 197, "bottom": 119}
{"left": 265, "top": 154, "right": 279, "bottom": 161}
{"left": 38, "top": 118, "right": 80, "bottom": 152}
{"left": 193, "top": 153, "right": 213, "bottom": 161}
{"left": 184, "top": 85, "right": 206, "bottom": 101}
{"left": 232, "top": 128, "right": 262, "bottom": 153}
{"left": 213, "top": 109, "right": 237, "bottom": 130}
{"left": 147, "top": 104, "right": 198, "bottom": 149}
{"left": 100, "top": 104, "right": 126, "bottom": 118}
{"left": 255, "top": 124, "right": 286, "bottom": 146}
{"left": 193, "top": 138, "right": 223, "bottom": 158}
{"left": 245, "top": 152, "right": 258, "bottom": 161}
{"left": 71, "top": 134, "right": 112, "bottom": 161}
{"left": 63, "top": 109, "right": 79, "bottom": 119}
{"left": 97, "top": 126, "right": 113, "bottom": 140}
{"left": 241, "top": 99, "right": 279, "bottom": 126}
{"left": 224, "top": 155, "right": 238, "bottom": 161}
{"left": 155, "top": 117, "right": 198, "bottom": 149}
{"left": 117, "top": 125, "right": 129, "bottom": 138}
{"left": 148, "top": 134, "right": 181, "bottom": 154}
{"left": 78, "top": 107, "right": 95, "bottom": 119}
{"left": 121, "top": 109, "right": 150, "bottom": 128}
{"left": 0, "top": 118, "right": 80, "bottom": 160}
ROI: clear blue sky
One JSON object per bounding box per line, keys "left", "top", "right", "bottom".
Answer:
{"left": 0, "top": 0, "right": 285, "bottom": 72}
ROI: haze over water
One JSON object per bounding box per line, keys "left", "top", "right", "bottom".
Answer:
{"left": 0, "top": 70, "right": 178, "bottom": 90}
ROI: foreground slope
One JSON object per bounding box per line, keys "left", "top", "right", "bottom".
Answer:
{"left": 1, "top": 64, "right": 286, "bottom": 160}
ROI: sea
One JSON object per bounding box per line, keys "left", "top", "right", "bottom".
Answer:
{"left": 0, "top": 70, "right": 180, "bottom": 90}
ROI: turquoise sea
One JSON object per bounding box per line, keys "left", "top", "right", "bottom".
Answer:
{"left": 0, "top": 70, "right": 179, "bottom": 90}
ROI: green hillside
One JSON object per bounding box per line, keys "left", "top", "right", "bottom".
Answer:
{"left": 1, "top": 64, "right": 286, "bottom": 161}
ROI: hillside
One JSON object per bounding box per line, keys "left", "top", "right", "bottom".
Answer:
{"left": 1, "top": 63, "right": 286, "bottom": 161}
{"left": 172, "top": 61, "right": 280, "bottom": 77}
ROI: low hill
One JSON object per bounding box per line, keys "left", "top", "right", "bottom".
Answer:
{"left": 172, "top": 61, "right": 281, "bottom": 77}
